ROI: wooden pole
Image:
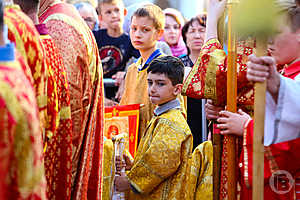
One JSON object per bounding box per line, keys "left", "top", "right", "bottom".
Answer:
{"left": 225, "top": 1, "right": 238, "bottom": 199}
{"left": 230, "top": 0, "right": 276, "bottom": 198}
{"left": 213, "top": 11, "right": 226, "bottom": 200}
{"left": 252, "top": 38, "right": 267, "bottom": 200}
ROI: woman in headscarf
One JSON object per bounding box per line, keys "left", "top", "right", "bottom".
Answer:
{"left": 162, "top": 8, "right": 187, "bottom": 57}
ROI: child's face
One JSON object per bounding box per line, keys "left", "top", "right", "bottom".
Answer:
{"left": 147, "top": 72, "right": 182, "bottom": 106}
{"left": 164, "top": 15, "right": 181, "bottom": 46}
{"left": 130, "top": 16, "right": 163, "bottom": 51}
{"left": 99, "top": 2, "right": 126, "bottom": 30}
{"left": 268, "top": 21, "right": 300, "bottom": 65}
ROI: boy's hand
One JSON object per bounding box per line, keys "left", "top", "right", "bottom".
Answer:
{"left": 216, "top": 109, "right": 251, "bottom": 136}
{"left": 105, "top": 97, "right": 118, "bottom": 107}
{"left": 205, "top": 99, "right": 224, "bottom": 120}
{"left": 116, "top": 154, "right": 133, "bottom": 175}
{"left": 115, "top": 155, "right": 126, "bottom": 175}
{"left": 115, "top": 79, "right": 125, "bottom": 102}
{"left": 247, "top": 54, "right": 281, "bottom": 101}
{"left": 112, "top": 71, "right": 126, "bottom": 86}
{"left": 114, "top": 175, "right": 130, "bottom": 192}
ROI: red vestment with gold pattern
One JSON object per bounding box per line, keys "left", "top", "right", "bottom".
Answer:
{"left": 39, "top": 2, "right": 104, "bottom": 200}
{"left": 4, "top": 5, "right": 48, "bottom": 131}
{"left": 0, "top": 53, "right": 47, "bottom": 200}
{"left": 36, "top": 23, "right": 73, "bottom": 200}
{"left": 183, "top": 38, "right": 255, "bottom": 199}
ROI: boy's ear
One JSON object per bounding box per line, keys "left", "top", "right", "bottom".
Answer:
{"left": 124, "top": 8, "right": 128, "bottom": 17}
{"left": 173, "top": 84, "right": 183, "bottom": 96}
{"left": 156, "top": 29, "right": 164, "bottom": 40}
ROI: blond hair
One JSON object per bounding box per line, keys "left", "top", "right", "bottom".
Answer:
{"left": 98, "top": 0, "right": 124, "bottom": 13}
{"left": 132, "top": 4, "right": 165, "bottom": 30}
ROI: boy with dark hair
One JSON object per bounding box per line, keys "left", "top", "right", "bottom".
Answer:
{"left": 115, "top": 56, "right": 193, "bottom": 200}
{"left": 95, "top": 0, "right": 139, "bottom": 100}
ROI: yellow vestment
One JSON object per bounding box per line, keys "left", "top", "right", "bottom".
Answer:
{"left": 187, "top": 141, "right": 213, "bottom": 200}
{"left": 127, "top": 108, "right": 192, "bottom": 200}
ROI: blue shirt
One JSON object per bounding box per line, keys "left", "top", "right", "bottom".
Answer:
{"left": 0, "top": 43, "right": 15, "bottom": 62}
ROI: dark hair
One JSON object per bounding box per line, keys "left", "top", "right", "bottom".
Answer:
{"left": 0, "top": 0, "right": 3, "bottom": 30}
{"left": 14, "top": 0, "right": 40, "bottom": 14}
{"left": 147, "top": 56, "right": 184, "bottom": 85}
{"left": 182, "top": 15, "right": 206, "bottom": 55}
{"left": 132, "top": 4, "right": 165, "bottom": 30}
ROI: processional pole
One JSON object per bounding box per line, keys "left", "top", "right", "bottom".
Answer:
{"left": 213, "top": 0, "right": 239, "bottom": 199}
{"left": 233, "top": 0, "right": 278, "bottom": 199}
{"left": 224, "top": 0, "right": 239, "bottom": 199}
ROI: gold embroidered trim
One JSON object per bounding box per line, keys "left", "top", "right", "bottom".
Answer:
{"left": 105, "top": 110, "right": 139, "bottom": 118}
{"left": 243, "top": 118, "right": 252, "bottom": 188}
{"left": 37, "top": 94, "right": 47, "bottom": 108}
{"left": 60, "top": 106, "right": 71, "bottom": 120}
{"left": 39, "top": 34, "right": 52, "bottom": 40}
{"left": 265, "top": 146, "right": 280, "bottom": 174}
{"left": 182, "top": 49, "right": 201, "bottom": 95}
{"left": 204, "top": 49, "right": 225, "bottom": 104}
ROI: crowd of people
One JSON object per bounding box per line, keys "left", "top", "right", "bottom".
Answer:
{"left": 0, "top": 0, "right": 300, "bottom": 199}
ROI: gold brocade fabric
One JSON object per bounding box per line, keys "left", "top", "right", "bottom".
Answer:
{"left": 120, "top": 59, "right": 187, "bottom": 141}
{"left": 102, "top": 138, "right": 115, "bottom": 200}
{"left": 187, "top": 141, "right": 213, "bottom": 200}
{"left": 127, "top": 109, "right": 193, "bottom": 200}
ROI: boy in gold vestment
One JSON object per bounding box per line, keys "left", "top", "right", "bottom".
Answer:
{"left": 120, "top": 4, "right": 186, "bottom": 142}
{"left": 115, "top": 56, "right": 193, "bottom": 200}
{"left": 119, "top": 4, "right": 165, "bottom": 141}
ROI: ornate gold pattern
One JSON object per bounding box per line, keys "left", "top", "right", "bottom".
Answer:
{"left": 127, "top": 109, "right": 192, "bottom": 200}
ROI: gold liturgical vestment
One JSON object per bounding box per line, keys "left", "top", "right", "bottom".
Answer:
{"left": 127, "top": 107, "right": 192, "bottom": 200}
